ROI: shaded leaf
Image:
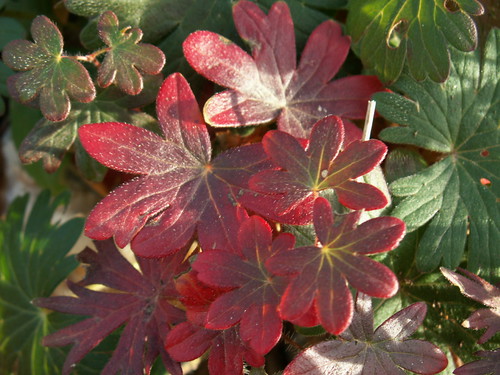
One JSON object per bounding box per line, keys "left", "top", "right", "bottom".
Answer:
{"left": 0, "top": 191, "right": 82, "bottom": 375}
{"left": 267, "top": 198, "right": 405, "bottom": 334}
{"left": 2, "top": 15, "right": 95, "bottom": 121}
{"left": 97, "top": 11, "right": 165, "bottom": 95}
{"left": 454, "top": 349, "right": 500, "bottom": 375}
{"left": 441, "top": 267, "right": 500, "bottom": 344}
{"left": 183, "top": 0, "right": 382, "bottom": 138}
{"left": 34, "top": 239, "right": 187, "bottom": 375}
{"left": 346, "top": 0, "right": 484, "bottom": 83}
{"left": 376, "top": 28, "right": 500, "bottom": 281}
{"left": 283, "top": 293, "right": 448, "bottom": 375}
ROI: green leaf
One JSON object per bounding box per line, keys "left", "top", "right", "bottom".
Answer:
{"left": 376, "top": 29, "right": 500, "bottom": 281}
{"left": 2, "top": 15, "right": 96, "bottom": 121}
{"left": 0, "top": 191, "right": 83, "bottom": 375}
{"left": 346, "top": 0, "right": 484, "bottom": 83}
{"left": 96, "top": 11, "right": 165, "bottom": 95}
{"left": 18, "top": 74, "right": 161, "bottom": 178}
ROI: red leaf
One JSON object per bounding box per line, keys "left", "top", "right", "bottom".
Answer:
{"left": 245, "top": 116, "right": 388, "bottom": 223}
{"left": 79, "top": 73, "right": 270, "bottom": 256}
{"left": 454, "top": 349, "right": 500, "bottom": 375}
{"left": 33, "top": 239, "right": 187, "bottom": 375}
{"left": 192, "top": 216, "right": 294, "bottom": 355}
{"left": 441, "top": 267, "right": 500, "bottom": 344}
{"left": 183, "top": 1, "right": 383, "bottom": 138}
{"left": 267, "top": 198, "right": 404, "bottom": 334}
{"left": 283, "top": 293, "right": 448, "bottom": 375}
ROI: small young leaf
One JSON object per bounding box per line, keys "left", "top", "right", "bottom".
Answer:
{"left": 34, "top": 239, "right": 187, "bottom": 375}
{"left": 267, "top": 198, "right": 405, "bottom": 334}
{"left": 283, "top": 293, "right": 448, "bottom": 375}
{"left": 183, "top": 0, "right": 382, "bottom": 138}
{"left": 2, "top": 15, "right": 95, "bottom": 121}
{"left": 97, "top": 11, "right": 165, "bottom": 95}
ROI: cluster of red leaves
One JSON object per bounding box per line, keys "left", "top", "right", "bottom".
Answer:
{"left": 36, "top": 2, "right": 454, "bottom": 375}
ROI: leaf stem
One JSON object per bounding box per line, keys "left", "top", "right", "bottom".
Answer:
{"left": 70, "top": 47, "right": 111, "bottom": 65}
{"left": 362, "top": 100, "right": 376, "bottom": 141}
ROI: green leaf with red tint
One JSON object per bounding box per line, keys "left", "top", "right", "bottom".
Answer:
{"left": 192, "top": 216, "right": 295, "bottom": 355}
{"left": 79, "top": 73, "right": 270, "bottom": 256}
{"left": 247, "top": 116, "right": 388, "bottom": 223}
{"left": 97, "top": 11, "right": 165, "bottom": 95}
{"left": 441, "top": 267, "right": 500, "bottom": 345}
{"left": 166, "top": 271, "right": 265, "bottom": 375}
{"left": 2, "top": 16, "right": 95, "bottom": 122}
{"left": 183, "top": 0, "right": 383, "bottom": 138}
{"left": 34, "top": 239, "right": 187, "bottom": 375}
{"left": 283, "top": 293, "right": 448, "bottom": 375}
{"left": 267, "top": 198, "right": 404, "bottom": 334}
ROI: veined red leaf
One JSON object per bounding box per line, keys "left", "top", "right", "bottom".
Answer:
{"left": 267, "top": 198, "right": 404, "bottom": 334}
{"left": 192, "top": 216, "right": 295, "bottom": 355}
{"left": 79, "top": 73, "right": 270, "bottom": 256}
{"left": 34, "top": 239, "right": 187, "bottom": 375}
{"left": 283, "top": 293, "right": 448, "bottom": 375}
{"left": 183, "top": 0, "right": 383, "bottom": 138}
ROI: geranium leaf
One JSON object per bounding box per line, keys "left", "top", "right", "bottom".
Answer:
{"left": 79, "top": 73, "right": 270, "bottom": 256}
{"left": 19, "top": 74, "right": 161, "bottom": 179}
{"left": 266, "top": 198, "right": 404, "bottom": 335}
{"left": 183, "top": 0, "right": 382, "bottom": 138}
{"left": 376, "top": 28, "right": 500, "bottom": 281}
{"left": 192, "top": 216, "right": 294, "bottom": 355}
{"left": 246, "top": 116, "right": 388, "bottom": 223}
{"left": 346, "top": 0, "right": 484, "bottom": 83}
{"left": 97, "top": 11, "right": 165, "bottom": 95}
{"left": 283, "top": 293, "right": 448, "bottom": 375}
{"left": 34, "top": 239, "right": 187, "bottom": 375}
{"left": 2, "top": 15, "right": 95, "bottom": 121}
{"left": 441, "top": 267, "right": 500, "bottom": 344}
{"left": 0, "top": 191, "right": 83, "bottom": 375}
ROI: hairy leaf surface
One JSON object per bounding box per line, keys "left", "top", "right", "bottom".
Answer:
{"left": 266, "top": 198, "right": 405, "bottom": 334}
{"left": 376, "top": 28, "right": 500, "bottom": 281}
{"left": 346, "top": 0, "right": 484, "bottom": 83}
{"left": 283, "top": 293, "right": 448, "bottom": 375}
{"left": 79, "top": 73, "right": 270, "bottom": 256}
{"left": 183, "top": 0, "right": 382, "bottom": 138}
{"left": 2, "top": 15, "right": 95, "bottom": 121}
{"left": 35, "top": 239, "right": 187, "bottom": 375}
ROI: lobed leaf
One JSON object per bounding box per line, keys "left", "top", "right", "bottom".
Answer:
{"left": 2, "top": 15, "right": 95, "bottom": 121}
{"left": 35, "top": 239, "right": 187, "bottom": 375}
{"left": 346, "top": 0, "right": 484, "bottom": 83}
{"left": 183, "top": 0, "right": 383, "bottom": 138}
{"left": 377, "top": 28, "right": 500, "bottom": 281}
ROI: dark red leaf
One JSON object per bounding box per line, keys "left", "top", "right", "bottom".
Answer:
{"left": 33, "top": 239, "right": 187, "bottom": 375}
{"left": 267, "top": 198, "right": 404, "bottom": 334}
{"left": 283, "top": 293, "right": 448, "bottom": 375}
{"left": 454, "top": 349, "right": 500, "bottom": 375}
{"left": 183, "top": 0, "right": 383, "bottom": 138}
{"left": 79, "top": 73, "right": 270, "bottom": 256}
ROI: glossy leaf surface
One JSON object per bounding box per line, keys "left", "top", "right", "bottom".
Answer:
{"left": 2, "top": 15, "right": 95, "bottom": 121}
{"left": 97, "top": 11, "right": 165, "bottom": 95}
{"left": 193, "top": 216, "right": 295, "bottom": 355}
{"left": 183, "top": 0, "right": 382, "bottom": 138}
{"left": 267, "top": 198, "right": 405, "bottom": 334}
{"left": 35, "top": 239, "right": 187, "bottom": 375}
{"left": 376, "top": 28, "right": 500, "bottom": 281}
{"left": 346, "top": 0, "right": 484, "bottom": 83}
{"left": 283, "top": 293, "right": 448, "bottom": 375}
{"left": 79, "top": 73, "right": 270, "bottom": 256}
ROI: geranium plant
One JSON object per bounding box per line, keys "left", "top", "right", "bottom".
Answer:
{"left": 0, "top": 0, "right": 498, "bottom": 374}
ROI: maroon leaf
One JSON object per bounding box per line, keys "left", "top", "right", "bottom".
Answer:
{"left": 192, "top": 216, "right": 295, "bottom": 355}
{"left": 79, "top": 73, "right": 270, "bottom": 256}
{"left": 33, "top": 239, "right": 187, "bottom": 375}
{"left": 266, "top": 197, "right": 404, "bottom": 334}
{"left": 183, "top": 0, "right": 383, "bottom": 138}
{"left": 454, "top": 349, "right": 500, "bottom": 375}
{"left": 246, "top": 116, "right": 388, "bottom": 222}
{"left": 283, "top": 293, "right": 448, "bottom": 375}
{"left": 441, "top": 267, "right": 500, "bottom": 344}
{"left": 166, "top": 271, "right": 265, "bottom": 375}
